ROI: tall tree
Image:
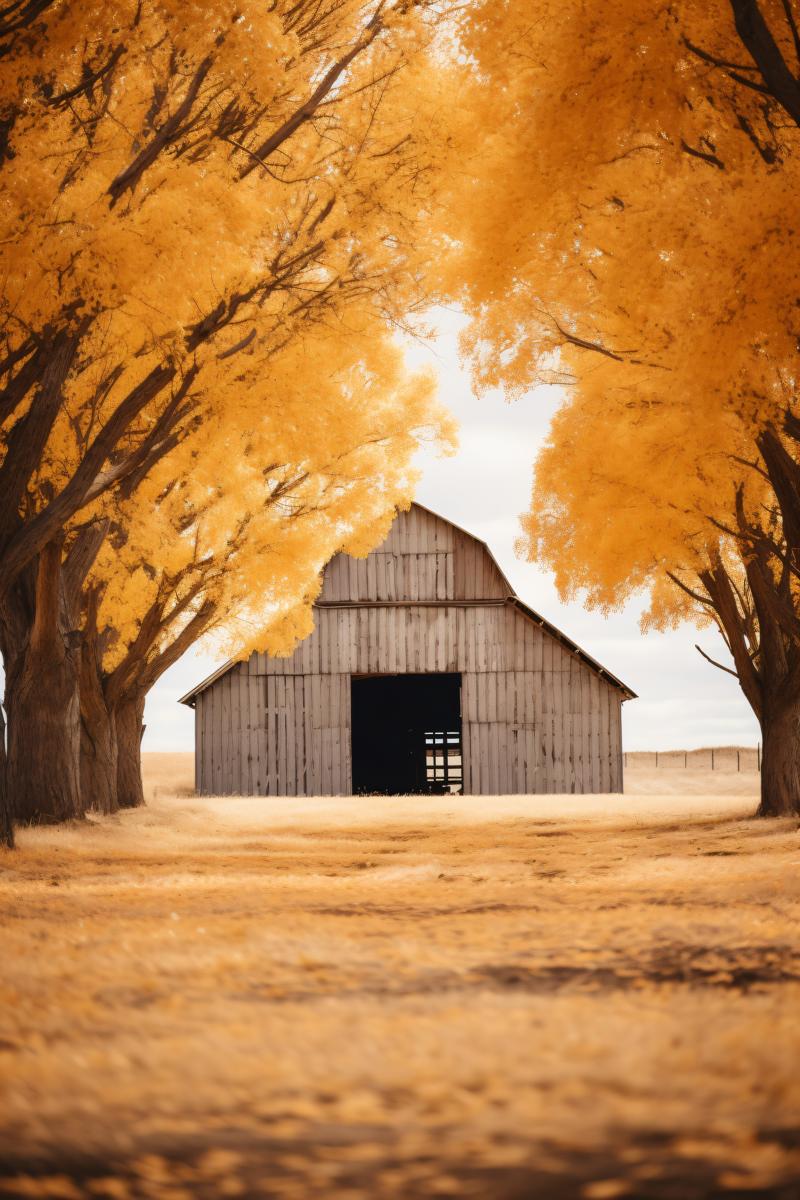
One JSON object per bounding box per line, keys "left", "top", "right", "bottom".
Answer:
{"left": 441, "top": 1, "right": 800, "bottom": 815}
{"left": 79, "top": 318, "right": 451, "bottom": 813}
{"left": 522, "top": 375, "right": 800, "bottom": 816}
{"left": 0, "top": 0, "right": 456, "bottom": 832}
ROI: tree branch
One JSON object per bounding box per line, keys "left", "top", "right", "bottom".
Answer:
{"left": 729, "top": 0, "right": 800, "bottom": 125}
{"left": 695, "top": 642, "right": 740, "bottom": 677}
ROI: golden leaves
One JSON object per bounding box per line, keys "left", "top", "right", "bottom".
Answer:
{"left": 441, "top": 1, "right": 800, "bottom": 626}
{"left": 0, "top": 1, "right": 462, "bottom": 675}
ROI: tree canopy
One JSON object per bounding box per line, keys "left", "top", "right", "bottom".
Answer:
{"left": 0, "top": 0, "right": 454, "bottom": 588}
{"left": 0, "top": 0, "right": 460, "bottom": 833}
{"left": 442, "top": 0, "right": 800, "bottom": 813}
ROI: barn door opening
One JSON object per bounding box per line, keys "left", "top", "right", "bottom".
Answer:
{"left": 351, "top": 673, "right": 463, "bottom": 795}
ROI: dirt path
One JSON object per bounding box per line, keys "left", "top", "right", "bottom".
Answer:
{"left": 1, "top": 763, "right": 798, "bottom": 1197}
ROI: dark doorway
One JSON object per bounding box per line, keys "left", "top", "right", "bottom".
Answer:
{"left": 351, "top": 673, "right": 463, "bottom": 795}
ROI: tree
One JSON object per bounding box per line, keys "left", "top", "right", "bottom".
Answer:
{"left": 441, "top": 1, "right": 800, "bottom": 814}
{"left": 521, "top": 374, "right": 800, "bottom": 816}
{"left": 0, "top": 0, "right": 457, "bottom": 832}
{"left": 79, "top": 317, "right": 452, "bottom": 813}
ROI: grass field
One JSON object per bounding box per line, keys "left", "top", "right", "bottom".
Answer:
{"left": 0, "top": 755, "right": 798, "bottom": 1198}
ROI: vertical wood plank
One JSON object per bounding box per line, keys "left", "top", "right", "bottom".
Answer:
{"left": 589, "top": 673, "right": 601, "bottom": 792}
{"left": 194, "top": 697, "right": 202, "bottom": 794}
{"left": 285, "top": 676, "right": 297, "bottom": 795}
{"left": 580, "top": 667, "right": 592, "bottom": 793}
{"left": 264, "top": 675, "right": 276, "bottom": 795}
{"left": 610, "top": 697, "right": 623, "bottom": 792}
{"left": 236, "top": 680, "right": 248, "bottom": 794}
{"left": 499, "top": 716, "right": 511, "bottom": 795}
{"left": 321, "top": 679, "right": 333, "bottom": 795}
{"left": 246, "top": 671, "right": 257, "bottom": 796}
{"left": 366, "top": 553, "right": 377, "bottom": 601}
{"left": 461, "top": 719, "right": 474, "bottom": 793}
{"left": 302, "top": 674, "right": 314, "bottom": 795}
{"left": 254, "top": 677, "right": 268, "bottom": 795}
{"left": 211, "top": 679, "right": 223, "bottom": 794}
{"left": 480, "top": 723, "right": 491, "bottom": 795}
{"left": 599, "top": 684, "right": 611, "bottom": 793}
{"left": 377, "top": 605, "right": 388, "bottom": 673}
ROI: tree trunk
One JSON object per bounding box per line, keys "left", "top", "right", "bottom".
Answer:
{"left": 758, "top": 693, "right": 800, "bottom": 816}
{"left": 80, "top": 691, "right": 118, "bottom": 816}
{"left": 0, "top": 782, "right": 12, "bottom": 847}
{"left": 79, "top": 626, "right": 118, "bottom": 815}
{"left": 115, "top": 693, "right": 146, "bottom": 809}
{"left": 0, "top": 703, "right": 13, "bottom": 849}
{"left": 6, "top": 543, "right": 83, "bottom": 824}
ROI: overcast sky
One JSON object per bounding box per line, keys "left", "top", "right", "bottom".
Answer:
{"left": 145, "top": 311, "right": 761, "bottom": 755}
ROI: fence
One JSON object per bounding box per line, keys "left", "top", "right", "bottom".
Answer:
{"left": 624, "top": 747, "right": 761, "bottom": 772}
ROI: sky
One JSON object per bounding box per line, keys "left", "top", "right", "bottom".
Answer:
{"left": 143, "top": 310, "right": 761, "bottom": 755}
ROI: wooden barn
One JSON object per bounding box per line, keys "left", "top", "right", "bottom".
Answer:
{"left": 180, "top": 503, "right": 635, "bottom": 796}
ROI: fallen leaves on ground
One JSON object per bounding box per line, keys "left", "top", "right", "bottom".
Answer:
{"left": 0, "top": 756, "right": 798, "bottom": 1198}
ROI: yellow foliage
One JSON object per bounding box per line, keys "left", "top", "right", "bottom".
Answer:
{"left": 0, "top": 1, "right": 461, "bottom": 689}
{"left": 92, "top": 313, "right": 455, "bottom": 678}
{"left": 0, "top": 0, "right": 459, "bottom": 513}
{"left": 441, "top": 2, "right": 800, "bottom": 629}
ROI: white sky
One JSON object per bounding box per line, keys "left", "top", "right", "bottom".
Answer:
{"left": 144, "top": 311, "right": 761, "bottom": 754}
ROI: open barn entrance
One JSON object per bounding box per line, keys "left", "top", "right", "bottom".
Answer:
{"left": 351, "top": 673, "right": 463, "bottom": 795}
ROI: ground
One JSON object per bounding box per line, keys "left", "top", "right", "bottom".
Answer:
{"left": 1, "top": 757, "right": 799, "bottom": 1199}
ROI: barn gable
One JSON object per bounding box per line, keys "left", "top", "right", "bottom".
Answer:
{"left": 318, "top": 503, "right": 511, "bottom": 604}
{"left": 180, "top": 502, "right": 635, "bottom": 797}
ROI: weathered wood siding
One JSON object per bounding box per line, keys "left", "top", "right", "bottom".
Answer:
{"left": 195, "top": 597, "right": 626, "bottom": 797}
{"left": 318, "top": 503, "right": 510, "bottom": 603}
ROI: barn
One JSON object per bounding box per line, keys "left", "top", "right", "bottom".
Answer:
{"left": 180, "top": 503, "right": 635, "bottom": 796}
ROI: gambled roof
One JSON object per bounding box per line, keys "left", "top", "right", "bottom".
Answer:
{"left": 179, "top": 502, "right": 636, "bottom": 705}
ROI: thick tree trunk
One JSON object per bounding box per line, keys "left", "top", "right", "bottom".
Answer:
{"left": 6, "top": 544, "right": 83, "bottom": 824}
{"left": 80, "top": 692, "right": 118, "bottom": 815}
{"left": 6, "top": 636, "right": 82, "bottom": 822}
{"left": 758, "top": 693, "right": 800, "bottom": 816}
{"left": 115, "top": 694, "right": 146, "bottom": 809}
{"left": 0, "top": 782, "right": 12, "bottom": 847}
{"left": 79, "top": 625, "right": 118, "bottom": 815}
{"left": 0, "top": 704, "right": 13, "bottom": 848}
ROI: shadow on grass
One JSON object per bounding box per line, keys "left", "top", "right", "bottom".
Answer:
{"left": 2, "top": 1126, "right": 799, "bottom": 1199}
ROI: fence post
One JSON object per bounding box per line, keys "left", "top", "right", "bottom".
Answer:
{"left": 711, "top": 747, "right": 715, "bottom": 771}
{"left": 757, "top": 743, "right": 761, "bottom": 772}
{"left": 685, "top": 751, "right": 687, "bottom": 768}
{"left": 655, "top": 750, "right": 658, "bottom": 768}
{"left": 737, "top": 749, "right": 740, "bottom": 772}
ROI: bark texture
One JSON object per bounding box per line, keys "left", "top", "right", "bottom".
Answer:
{"left": 686, "top": 421, "right": 800, "bottom": 820}
{"left": 80, "top": 691, "right": 118, "bottom": 815}
{"left": 5, "top": 544, "right": 83, "bottom": 824}
{"left": 115, "top": 694, "right": 146, "bottom": 809}
{"left": 0, "top": 703, "right": 12, "bottom": 848}
{"left": 758, "top": 694, "right": 800, "bottom": 816}
{"left": 79, "top": 617, "right": 118, "bottom": 815}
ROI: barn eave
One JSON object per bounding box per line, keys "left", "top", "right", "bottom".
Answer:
{"left": 178, "top": 659, "right": 237, "bottom": 707}
{"left": 506, "top": 596, "right": 636, "bottom": 701}
{"left": 178, "top": 594, "right": 636, "bottom": 706}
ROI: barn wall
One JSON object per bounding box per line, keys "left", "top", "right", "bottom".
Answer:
{"left": 195, "top": 603, "right": 625, "bottom": 797}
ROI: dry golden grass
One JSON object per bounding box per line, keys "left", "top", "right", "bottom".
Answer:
{"left": 0, "top": 755, "right": 798, "bottom": 1198}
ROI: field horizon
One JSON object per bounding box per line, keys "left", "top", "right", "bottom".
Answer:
{"left": 140, "top": 750, "right": 764, "bottom": 804}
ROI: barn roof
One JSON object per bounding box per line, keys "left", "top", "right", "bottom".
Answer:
{"left": 179, "top": 502, "right": 636, "bottom": 704}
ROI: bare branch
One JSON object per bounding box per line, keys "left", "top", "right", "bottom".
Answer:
{"left": 695, "top": 642, "right": 740, "bottom": 677}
